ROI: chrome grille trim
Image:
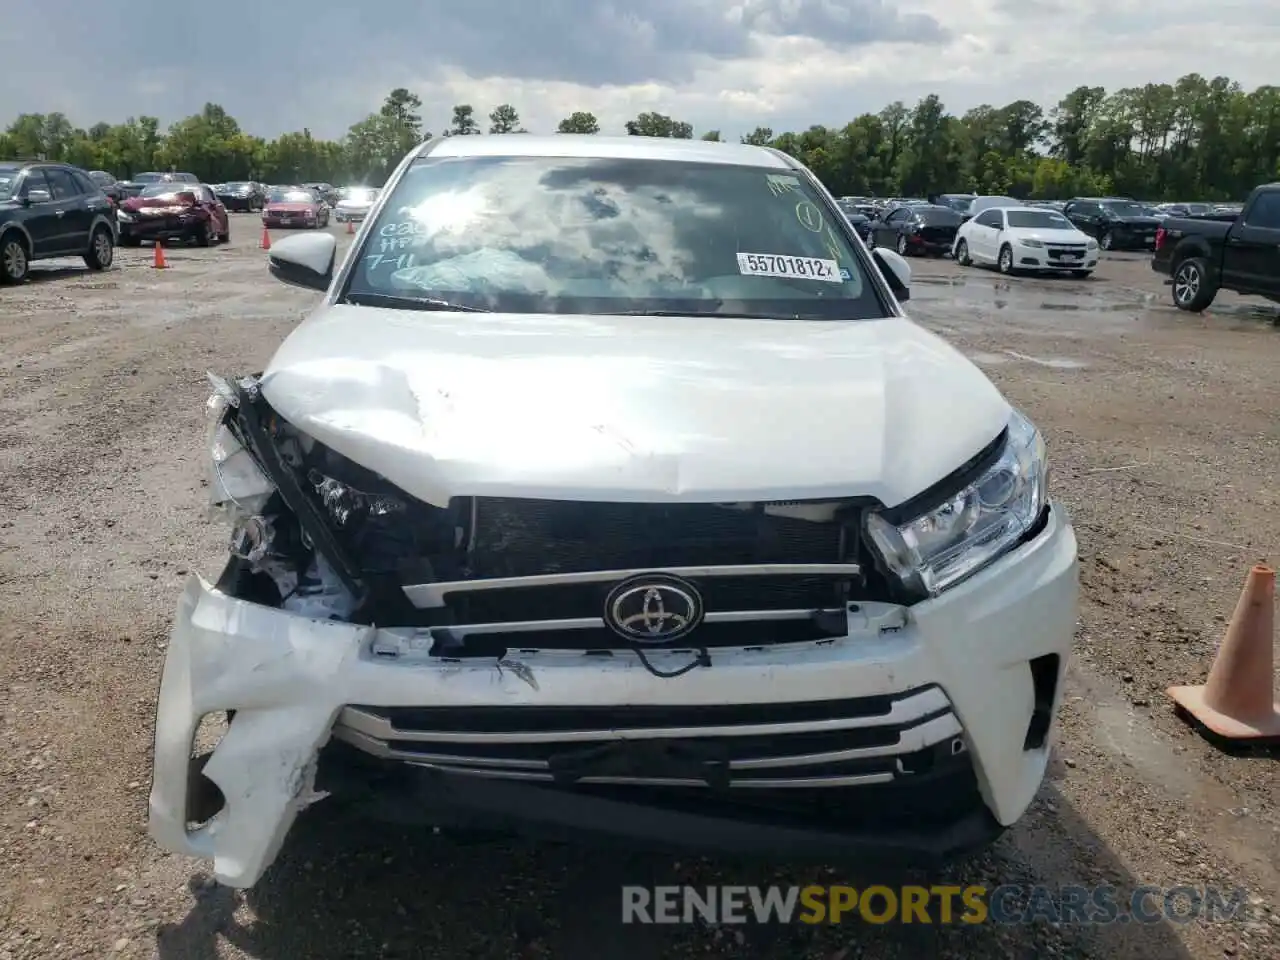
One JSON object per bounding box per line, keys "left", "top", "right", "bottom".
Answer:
{"left": 336, "top": 685, "right": 950, "bottom": 746}
{"left": 401, "top": 563, "right": 862, "bottom": 609}
{"left": 331, "top": 686, "right": 963, "bottom": 790}
{"left": 380, "top": 608, "right": 827, "bottom": 639}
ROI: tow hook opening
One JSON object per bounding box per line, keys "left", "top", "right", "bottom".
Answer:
{"left": 186, "top": 712, "right": 230, "bottom": 827}
{"left": 1023, "top": 653, "right": 1061, "bottom": 751}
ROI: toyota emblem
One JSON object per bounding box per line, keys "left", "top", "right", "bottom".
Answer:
{"left": 603, "top": 574, "right": 705, "bottom": 644}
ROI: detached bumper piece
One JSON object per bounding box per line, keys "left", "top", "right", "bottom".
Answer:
{"left": 321, "top": 684, "right": 1002, "bottom": 864}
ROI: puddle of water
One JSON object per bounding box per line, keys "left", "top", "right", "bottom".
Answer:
{"left": 1037, "top": 301, "right": 1138, "bottom": 313}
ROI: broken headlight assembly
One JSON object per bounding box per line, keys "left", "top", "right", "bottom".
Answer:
{"left": 206, "top": 375, "right": 275, "bottom": 524}
{"left": 865, "top": 408, "right": 1048, "bottom": 597}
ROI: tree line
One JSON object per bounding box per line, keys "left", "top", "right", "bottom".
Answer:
{"left": 3, "top": 75, "right": 1276, "bottom": 201}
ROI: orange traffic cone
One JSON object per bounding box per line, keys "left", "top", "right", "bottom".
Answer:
{"left": 1166, "top": 564, "right": 1280, "bottom": 743}
{"left": 346, "top": 219, "right": 355, "bottom": 235}
{"left": 260, "top": 226, "right": 271, "bottom": 251}
{"left": 152, "top": 241, "right": 167, "bottom": 269}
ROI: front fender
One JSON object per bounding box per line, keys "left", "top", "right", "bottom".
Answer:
{"left": 0, "top": 221, "right": 34, "bottom": 250}
{"left": 89, "top": 213, "right": 117, "bottom": 243}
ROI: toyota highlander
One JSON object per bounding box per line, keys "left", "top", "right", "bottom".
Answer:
{"left": 148, "top": 135, "right": 1080, "bottom": 888}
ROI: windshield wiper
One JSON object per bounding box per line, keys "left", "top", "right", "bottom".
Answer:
{"left": 598, "top": 309, "right": 783, "bottom": 319}
{"left": 343, "top": 292, "right": 490, "bottom": 313}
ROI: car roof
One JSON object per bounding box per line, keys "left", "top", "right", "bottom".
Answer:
{"left": 423, "top": 134, "right": 794, "bottom": 169}
{"left": 995, "top": 206, "right": 1069, "bottom": 214}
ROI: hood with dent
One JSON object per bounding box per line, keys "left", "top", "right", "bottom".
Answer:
{"left": 259, "top": 306, "right": 1011, "bottom": 509}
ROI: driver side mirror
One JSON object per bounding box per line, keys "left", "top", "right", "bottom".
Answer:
{"left": 24, "top": 188, "right": 51, "bottom": 205}
{"left": 872, "top": 248, "right": 910, "bottom": 303}
{"left": 268, "top": 232, "right": 337, "bottom": 292}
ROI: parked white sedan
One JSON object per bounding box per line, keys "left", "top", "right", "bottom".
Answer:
{"left": 953, "top": 206, "right": 1099, "bottom": 277}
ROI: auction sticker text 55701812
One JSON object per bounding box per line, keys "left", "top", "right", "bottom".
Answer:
{"left": 737, "top": 252, "right": 841, "bottom": 283}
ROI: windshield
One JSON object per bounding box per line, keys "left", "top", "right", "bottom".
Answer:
{"left": 914, "top": 207, "right": 964, "bottom": 225}
{"left": 1006, "top": 211, "right": 1073, "bottom": 229}
{"left": 0, "top": 167, "right": 19, "bottom": 201}
{"left": 341, "top": 187, "right": 377, "bottom": 202}
{"left": 968, "top": 196, "right": 1019, "bottom": 216}
{"left": 134, "top": 173, "right": 166, "bottom": 184}
{"left": 140, "top": 183, "right": 193, "bottom": 198}
{"left": 224, "top": 181, "right": 252, "bottom": 190}
{"left": 269, "top": 188, "right": 316, "bottom": 203}
{"left": 1102, "top": 201, "right": 1147, "bottom": 217}
{"left": 344, "top": 155, "right": 887, "bottom": 320}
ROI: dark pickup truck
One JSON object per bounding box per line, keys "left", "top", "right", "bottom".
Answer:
{"left": 1151, "top": 182, "right": 1280, "bottom": 312}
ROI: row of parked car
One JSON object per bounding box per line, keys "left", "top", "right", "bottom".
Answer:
{"left": 834, "top": 184, "right": 1280, "bottom": 310}
{"left": 1, "top": 159, "right": 386, "bottom": 282}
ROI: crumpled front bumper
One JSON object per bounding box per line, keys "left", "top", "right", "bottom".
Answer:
{"left": 150, "top": 503, "right": 1078, "bottom": 888}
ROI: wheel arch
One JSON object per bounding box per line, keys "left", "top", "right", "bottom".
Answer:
{"left": 88, "top": 213, "right": 116, "bottom": 244}
{"left": 0, "top": 221, "right": 34, "bottom": 252}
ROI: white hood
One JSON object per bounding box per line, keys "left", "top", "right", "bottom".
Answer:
{"left": 1009, "top": 227, "right": 1090, "bottom": 244}
{"left": 260, "top": 306, "right": 1010, "bottom": 509}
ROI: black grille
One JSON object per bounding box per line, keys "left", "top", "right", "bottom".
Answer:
{"left": 362, "top": 690, "right": 904, "bottom": 733}
{"left": 467, "top": 498, "right": 853, "bottom": 579}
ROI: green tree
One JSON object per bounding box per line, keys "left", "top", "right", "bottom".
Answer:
{"left": 557, "top": 111, "right": 600, "bottom": 134}
{"left": 6, "top": 73, "right": 1278, "bottom": 201}
{"left": 624, "top": 112, "right": 692, "bottom": 138}
{"left": 448, "top": 104, "right": 480, "bottom": 136}
{"left": 489, "top": 104, "right": 524, "bottom": 134}
{"left": 701, "top": 130, "right": 722, "bottom": 141}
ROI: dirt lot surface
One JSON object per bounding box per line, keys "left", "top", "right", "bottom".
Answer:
{"left": 1, "top": 220, "right": 1279, "bottom": 960}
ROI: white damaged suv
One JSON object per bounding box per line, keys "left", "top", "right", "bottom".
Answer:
{"left": 149, "top": 135, "right": 1079, "bottom": 888}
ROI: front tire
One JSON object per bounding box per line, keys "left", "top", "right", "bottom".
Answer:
{"left": 955, "top": 239, "right": 971, "bottom": 266}
{"left": 0, "top": 232, "right": 29, "bottom": 283}
{"left": 997, "top": 244, "right": 1015, "bottom": 275}
{"left": 84, "top": 225, "right": 114, "bottom": 271}
{"left": 1171, "top": 257, "right": 1217, "bottom": 312}
{"left": 896, "top": 234, "right": 909, "bottom": 256}
{"left": 1100, "top": 230, "right": 1114, "bottom": 251}
{"left": 1071, "top": 269, "right": 1092, "bottom": 279}
{"left": 195, "top": 220, "right": 213, "bottom": 247}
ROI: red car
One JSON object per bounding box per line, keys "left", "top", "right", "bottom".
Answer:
{"left": 262, "top": 187, "right": 330, "bottom": 229}
{"left": 116, "top": 182, "right": 230, "bottom": 247}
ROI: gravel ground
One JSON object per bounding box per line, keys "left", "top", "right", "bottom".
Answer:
{"left": 1, "top": 221, "right": 1278, "bottom": 960}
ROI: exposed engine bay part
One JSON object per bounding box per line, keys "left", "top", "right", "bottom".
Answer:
{"left": 204, "top": 372, "right": 897, "bottom": 669}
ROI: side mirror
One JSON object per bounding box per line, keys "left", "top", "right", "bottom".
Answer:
{"left": 872, "top": 248, "right": 910, "bottom": 303}
{"left": 268, "top": 232, "right": 337, "bottom": 292}
{"left": 24, "top": 189, "right": 51, "bottom": 205}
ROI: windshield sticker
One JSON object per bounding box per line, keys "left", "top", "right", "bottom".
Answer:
{"left": 795, "top": 201, "right": 824, "bottom": 233}
{"left": 822, "top": 223, "right": 844, "bottom": 265}
{"left": 766, "top": 174, "right": 801, "bottom": 197}
{"left": 737, "top": 252, "right": 841, "bottom": 283}
{"left": 365, "top": 253, "right": 418, "bottom": 272}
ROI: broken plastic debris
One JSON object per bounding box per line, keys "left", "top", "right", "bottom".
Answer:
{"left": 282, "top": 553, "right": 357, "bottom": 620}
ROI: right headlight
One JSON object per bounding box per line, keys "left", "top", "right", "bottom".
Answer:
{"left": 865, "top": 408, "right": 1048, "bottom": 597}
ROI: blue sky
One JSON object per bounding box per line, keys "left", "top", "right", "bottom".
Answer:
{"left": 4, "top": 0, "right": 1276, "bottom": 140}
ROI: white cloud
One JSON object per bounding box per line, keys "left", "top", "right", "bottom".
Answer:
{"left": 401, "top": 1, "right": 1279, "bottom": 139}
{"left": 2, "top": 0, "right": 1275, "bottom": 139}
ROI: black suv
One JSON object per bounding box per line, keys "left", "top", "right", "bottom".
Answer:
{"left": 1063, "top": 197, "right": 1163, "bottom": 251}
{"left": 0, "top": 161, "right": 118, "bottom": 283}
